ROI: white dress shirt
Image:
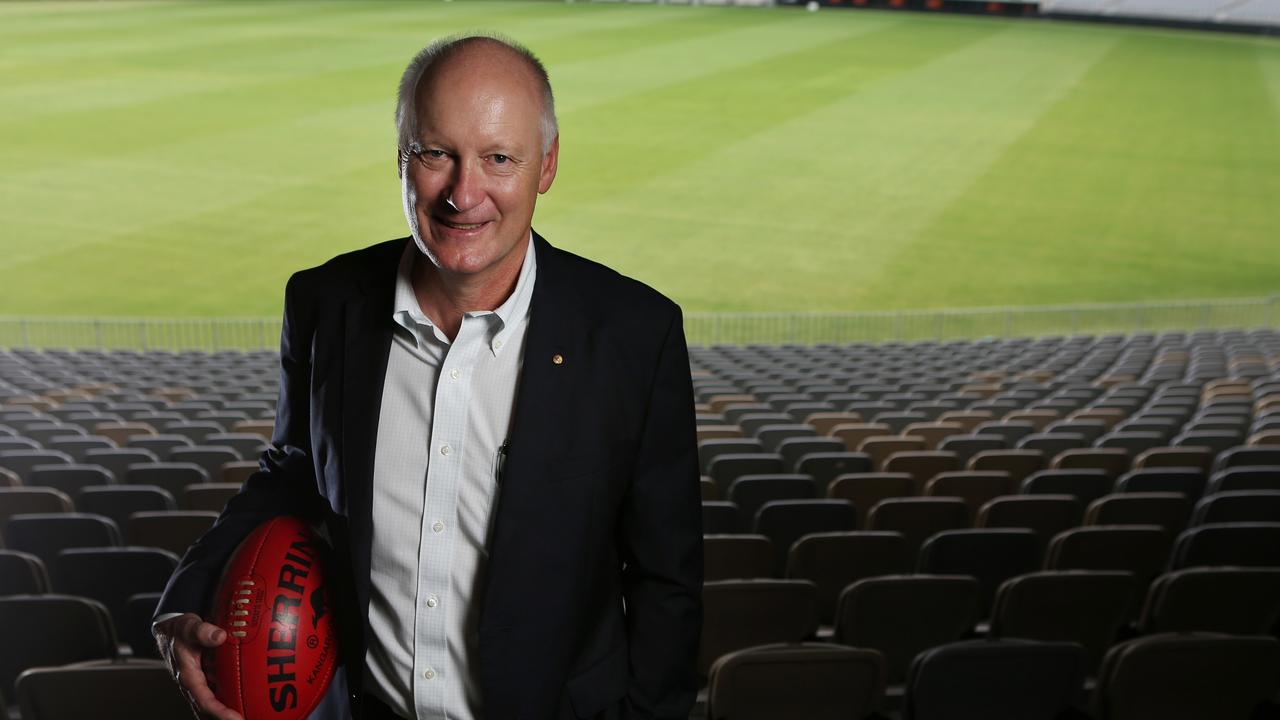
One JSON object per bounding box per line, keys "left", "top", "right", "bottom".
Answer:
{"left": 363, "top": 236, "right": 536, "bottom": 720}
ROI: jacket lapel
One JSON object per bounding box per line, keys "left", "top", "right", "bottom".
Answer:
{"left": 481, "top": 232, "right": 581, "bottom": 620}
{"left": 340, "top": 241, "right": 401, "bottom": 621}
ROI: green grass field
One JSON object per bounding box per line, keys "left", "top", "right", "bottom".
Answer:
{"left": 1, "top": 0, "right": 1277, "bottom": 317}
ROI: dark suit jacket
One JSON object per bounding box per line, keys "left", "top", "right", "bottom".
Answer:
{"left": 156, "top": 232, "right": 703, "bottom": 720}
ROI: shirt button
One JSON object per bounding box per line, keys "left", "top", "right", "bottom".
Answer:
{"left": 432, "top": 521, "right": 445, "bottom": 533}
{"left": 440, "top": 444, "right": 451, "bottom": 456}
{"left": 493, "top": 340, "right": 503, "bottom": 349}
{"left": 424, "top": 668, "right": 436, "bottom": 680}
{"left": 449, "top": 369, "right": 460, "bottom": 380}
{"left": 426, "top": 595, "right": 438, "bottom": 608}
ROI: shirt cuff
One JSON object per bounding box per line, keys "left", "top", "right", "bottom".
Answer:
{"left": 151, "top": 611, "right": 190, "bottom": 637}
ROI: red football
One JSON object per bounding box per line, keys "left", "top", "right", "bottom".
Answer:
{"left": 210, "top": 516, "right": 339, "bottom": 720}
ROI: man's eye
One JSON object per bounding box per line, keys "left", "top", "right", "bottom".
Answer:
{"left": 426, "top": 149, "right": 447, "bottom": 159}
{"left": 490, "top": 154, "right": 510, "bottom": 164}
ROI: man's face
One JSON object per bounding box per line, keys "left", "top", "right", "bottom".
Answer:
{"left": 401, "top": 47, "right": 558, "bottom": 282}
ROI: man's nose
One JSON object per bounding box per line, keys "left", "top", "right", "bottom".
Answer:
{"left": 445, "top": 160, "right": 483, "bottom": 213}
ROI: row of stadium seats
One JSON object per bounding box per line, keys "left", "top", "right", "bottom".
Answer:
{"left": 2, "top": 330, "right": 1278, "bottom": 718}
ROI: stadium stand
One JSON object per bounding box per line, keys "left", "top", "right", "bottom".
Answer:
{"left": 2, "top": 329, "right": 1280, "bottom": 718}
{"left": 1042, "top": 0, "right": 1280, "bottom": 27}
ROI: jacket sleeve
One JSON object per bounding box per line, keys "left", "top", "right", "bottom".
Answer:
{"left": 618, "top": 305, "right": 703, "bottom": 720}
{"left": 154, "top": 272, "right": 329, "bottom": 620}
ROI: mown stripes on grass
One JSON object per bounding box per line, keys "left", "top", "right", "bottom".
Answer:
{"left": 0, "top": 2, "right": 1275, "bottom": 316}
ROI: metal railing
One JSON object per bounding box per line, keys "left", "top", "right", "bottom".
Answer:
{"left": 0, "top": 295, "right": 1276, "bottom": 350}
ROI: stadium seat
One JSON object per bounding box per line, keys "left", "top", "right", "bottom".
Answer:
{"left": 753, "top": 500, "right": 856, "bottom": 575}
{"left": 168, "top": 446, "right": 240, "bottom": 482}
{"left": 866, "top": 497, "right": 968, "bottom": 564}
{"left": 967, "top": 449, "right": 1044, "bottom": 484}
{"left": 707, "top": 454, "right": 783, "bottom": 497}
{"left": 0, "top": 450, "right": 75, "bottom": 484}
{"left": 936, "top": 435, "right": 1006, "bottom": 466}
{"left": 1171, "top": 431, "right": 1240, "bottom": 457}
{"left": 796, "top": 453, "right": 874, "bottom": 494}
{"left": 703, "top": 535, "right": 773, "bottom": 582}
{"left": 125, "top": 434, "right": 194, "bottom": 460}
{"left": 0, "top": 438, "right": 42, "bottom": 454}
{"left": 786, "top": 531, "right": 910, "bottom": 626}
{"left": 1190, "top": 490, "right": 1280, "bottom": 524}
{"left": 698, "top": 439, "right": 764, "bottom": 473}
{"left": 1017, "top": 433, "right": 1086, "bottom": 457}
{"left": 975, "top": 495, "right": 1082, "bottom": 549}
{"left": 125, "top": 511, "right": 217, "bottom": 557}
{"left": 972, "top": 422, "right": 1037, "bottom": 448}
{"left": 829, "top": 423, "right": 893, "bottom": 453}
{"left": 75, "top": 485, "right": 177, "bottom": 531}
{"left": 917, "top": 529, "right": 1039, "bottom": 618}
{"left": 0, "top": 551, "right": 49, "bottom": 596}
{"left": 43, "top": 433, "right": 115, "bottom": 459}
{"left": 1169, "top": 522, "right": 1280, "bottom": 569}
{"left": 826, "top": 473, "right": 914, "bottom": 527}
{"left": 91, "top": 422, "right": 156, "bottom": 446}
{"left": 0, "top": 595, "right": 118, "bottom": 704}
{"left": 21, "top": 423, "right": 85, "bottom": 446}
{"left": 122, "top": 462, "right": 211, "bottom": 496}
{"left": 1084, "top": 492, "right": 1192, "bottom": 532}
{"left": 698, "top": 580, "right": 819, "bottom": 678}
{"left": 25, "top": 464, "right": 114, "bottom": 496}
{"left": 754, "top": 424, "right": 817, "bottom": 453}
{"left": 123, "top": 593, "right": 163, "bottom": 659}
{"left": 0, "top": 488, "right": 74, "bottom": 529}
{"left": 702, "top": 502, "right": 741, "bottom": 535}
{"left": 1022, "top": 469, "right": 1113, "bottom": 505}
{"left": 81, "top": 448, "right": 159, "bottom": 485}
{"left": 1051, "top": 448, "right": 1131, "bottom": 478}
{"left": 1094, "top": 634, "right": 1280, "bottom": 720}
{"left": 989, "top": 570, "right": 1136, "bottom": 673}
{"left": 1138, "top": 567, "right": 1280, "bottom": 635}
{"left": 834, "top": 575, "right": 979, "bottom": 687}
{"left": 1132, "top": 446, "right": 1213, "bottom": 472}
{"left": 900, "top": 422, "right": 966, "bottom": 450}
{"left": 737, "top": 414, "right": 793, "bottom": 438}
{"left": 804, "top": 412, "right": 863, "bottom": 437}
{"left": 1212, "top": 462, "right": 1280, "bottom": 491}
{"left": 922, "top": 471, "right": 1014, "bottom": 520}
{"left": 179, "top": 482, "right": 241, "bottom": 512}
{"left": 882, "top": 451, "right": 960, "bottom": 494}
{"left": 3, "top": 513, "right": 121, "bottom": 567}
{"left": 903, "top": 639, "right": 1086, "bottom": 720}
{"left": 1046, "top": 525, "right": 1172, "bottom": 598}
{"left": 49, "top": 547, "right": 179, "bottom": 634}
{"left": 859, "top": 437, "right": 927, "bottom": 472}
{"left": 15, "top": 659, "right": 191, "bottom": 720}
{"left": 775, "top": 437, "right": 843, "bottom": 473}
{"left": 706, "top": 643, "right": 884, "bottom": 720}
{"left": 728, "top": 475, "right": 815, "bottom": 528}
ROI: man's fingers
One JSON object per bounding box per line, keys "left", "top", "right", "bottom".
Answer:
{"left": 193, "top": 621, "right": 227, "bottom": 648}
{"left": 158, "top": 615, "right": 239, "bottom": 720}
{"left": 175, "top": 651, "right": 242, "bottom": 720}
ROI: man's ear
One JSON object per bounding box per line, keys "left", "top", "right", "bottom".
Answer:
{"left": 538, "top": 134, "right": 559, "bottom": 194}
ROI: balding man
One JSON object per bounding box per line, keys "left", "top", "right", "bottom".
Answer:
{"left": 154, "top": 35, "right": 702, "bottom": 720}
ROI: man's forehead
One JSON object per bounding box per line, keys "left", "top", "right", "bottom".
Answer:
{"left": 423, "top": 41, "right": 540, "bottom": 96}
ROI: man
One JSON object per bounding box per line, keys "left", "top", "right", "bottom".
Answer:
{"left": 155, "top": 34, "right": 702, "bottom": 720}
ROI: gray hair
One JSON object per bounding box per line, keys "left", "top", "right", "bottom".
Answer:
{"left": 395, "top": 34, "right": 558, "bottom": 156}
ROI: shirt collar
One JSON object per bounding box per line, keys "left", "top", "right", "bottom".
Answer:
{"left": 391, "top": 232, "right": 537, "bottom": 356}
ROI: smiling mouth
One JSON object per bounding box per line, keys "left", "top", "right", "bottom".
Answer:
{"left": 437, "top": 218, "right": 489, "bottom": 231}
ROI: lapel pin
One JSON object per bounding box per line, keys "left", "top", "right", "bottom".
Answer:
{"left": 552, "top": 354, "right": 564, "bottom": 365}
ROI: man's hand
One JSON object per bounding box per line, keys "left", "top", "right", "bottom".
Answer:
{"left": 155, "top": 613, "right": 244, "bottom": 720}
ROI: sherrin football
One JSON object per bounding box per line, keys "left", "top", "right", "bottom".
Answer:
{"left": 211, "top": 516, "right": 339, "bottom": 720}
